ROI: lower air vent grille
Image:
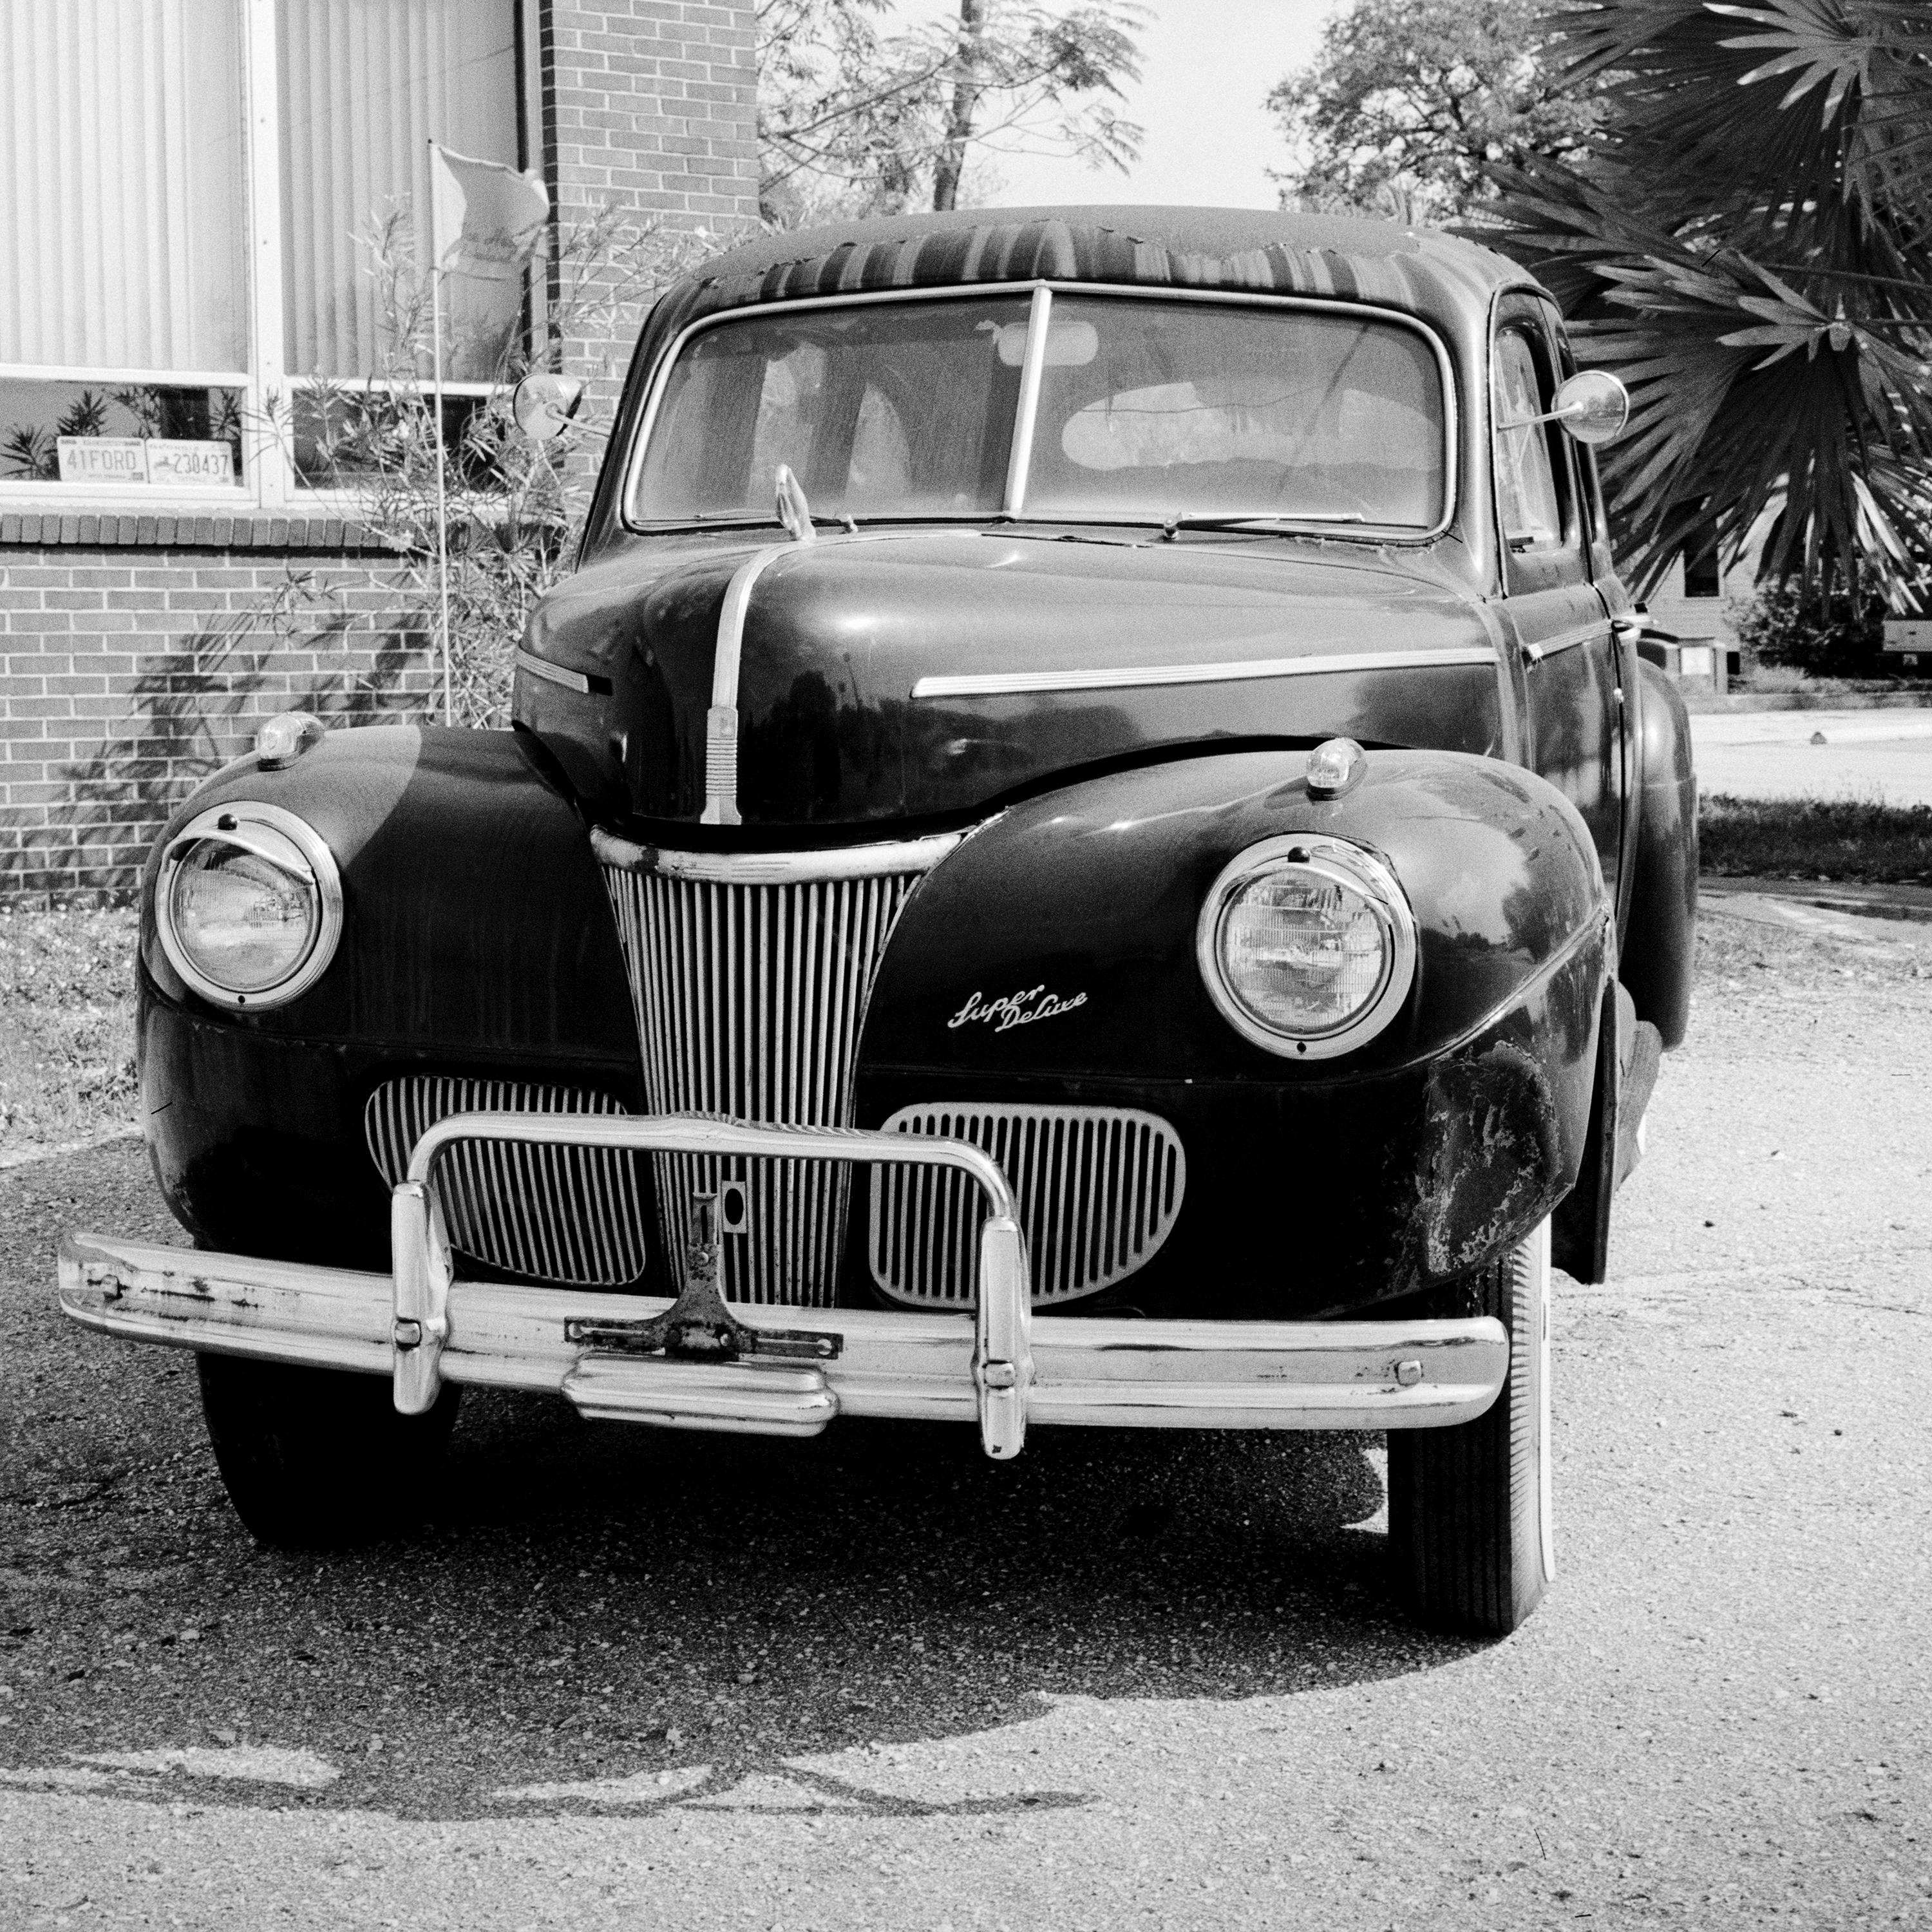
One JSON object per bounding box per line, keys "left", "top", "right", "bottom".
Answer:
{"left": 868, "top": 1103, "right": 1186, "bottom": 1307}
{"left": 363, "top": 1077, "right": 647, "bottom": 1287}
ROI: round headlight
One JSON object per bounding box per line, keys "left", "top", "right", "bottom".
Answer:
{"left": 155, "top": 803, "right": 342, "bottom": 1010}
{"left": 1197, "top": 835, "right": 1416, "bottom": 1059}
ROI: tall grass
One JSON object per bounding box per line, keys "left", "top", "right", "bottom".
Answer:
{"left": 1700, "top": 794, "right": 1932, "bottom": 886}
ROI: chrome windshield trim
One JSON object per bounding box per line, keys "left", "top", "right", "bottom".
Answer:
{"left": 910, "top": 644, "right": 1497, "bottom": 701}
{"left": 1002, "top": 285, "right": 1052, "bottom": 515}
{"left": 621, "top": 281, "right": 1461, "bottom": 547}
{"left": 590, "top": 826, "right": 964, "bottom": 884}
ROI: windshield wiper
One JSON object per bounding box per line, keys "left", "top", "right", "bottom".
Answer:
{"left": 1157, "top": 511, "right": 1368, "bottom": 540}
{"left": 673, "top": 507, "right": 860, "bottom": 535}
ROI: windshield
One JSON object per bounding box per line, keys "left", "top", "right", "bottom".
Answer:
{"left": 630, "top": 296, "right": 1029, "bottom": 523}
{"left": 628, "top": 290, "right": 1448, "bottom": 533}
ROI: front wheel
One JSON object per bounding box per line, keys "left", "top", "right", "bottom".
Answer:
{"left": 1387, "top": 1218, "right": 1553, "bottom": 1636}
{"left": 196, "top": 1352, "right": 461, "bottom": 1549}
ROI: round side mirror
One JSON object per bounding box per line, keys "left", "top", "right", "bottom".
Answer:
{"left": 1552, "top": 369, "right": 1630, "bottom": 446}
{"left": 512, "top": 372, "right": 584, "bottom": 443}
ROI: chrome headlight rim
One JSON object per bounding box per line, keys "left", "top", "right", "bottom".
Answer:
{"left": 154, "top": 802, "right": 343, "bottom": 1011}
{"left": 1196, "top": 833, "right": 1417, "bottom": 1060}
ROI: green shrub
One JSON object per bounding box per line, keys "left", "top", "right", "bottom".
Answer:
{"left": 1728, "top": 580, "right": 1890, "bottom": 677}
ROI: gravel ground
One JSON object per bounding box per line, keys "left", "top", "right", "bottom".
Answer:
{"left": 1, "top": 908, "right": 1928, "bottom": 1929}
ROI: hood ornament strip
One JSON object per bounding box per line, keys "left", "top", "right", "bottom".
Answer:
{"left": 701, "top": 528, "right": 989, "bottom": 826}
{"left": 703, "top": 543, "right": 797, "bottom": 826}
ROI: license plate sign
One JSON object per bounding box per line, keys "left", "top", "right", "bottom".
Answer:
{"left": 54, "top": 437, "right": 235, "bottom": 487}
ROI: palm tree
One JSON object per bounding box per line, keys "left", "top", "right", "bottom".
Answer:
{"left": 1486, "top": 0, "right": 1932, "bottom": 601}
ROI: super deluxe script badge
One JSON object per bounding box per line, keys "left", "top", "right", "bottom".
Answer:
{"left": 947, "top": 985, "right": 1089, "bottom": 1033}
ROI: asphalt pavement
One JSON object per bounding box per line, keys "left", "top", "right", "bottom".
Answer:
{"left": 2, "top": 904, "right": 1929, "bottom": 1930}
{"left": 1691, "top": 707, "right": 1932, "bottom": 805}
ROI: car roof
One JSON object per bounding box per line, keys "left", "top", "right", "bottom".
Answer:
{"left": 641, "top": 206, "right": 1525, "bottom": 348}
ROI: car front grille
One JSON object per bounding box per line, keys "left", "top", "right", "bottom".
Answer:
{"left": 598, "top": 835, "right": 958, "bottom": 1306}
{"left": 363, "top": 1077, "right": 648, "bottom": 1287}
{"left": 868, "top": 1102, "right": 1187, "bottom": 1307}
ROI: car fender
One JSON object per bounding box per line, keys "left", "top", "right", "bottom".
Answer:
{"left": 136, "top": 724, "right": 642, "bottom": 1269}
{"left": 140, "top": 723, "right": 638, "bottom": 1059}
{"left": 863, "top": 746, "right": 1608, "bottom": 1086}
{"left": 1622, "top": 659, "right": 1697, "bottom": 1048}
{"left": 855, "top": 748, "right": 1612, "bottom": 1312}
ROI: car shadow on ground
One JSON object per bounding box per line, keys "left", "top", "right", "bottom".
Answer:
{"left": 3, "top": 1144, "right": 1484, "bottom": 1823}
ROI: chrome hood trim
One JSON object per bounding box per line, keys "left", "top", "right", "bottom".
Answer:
{"left": 591, "top": 827, "right": 964, "bottom": 884}
{"left": 911, "top": 643, "right": 1497, "bottom": 700}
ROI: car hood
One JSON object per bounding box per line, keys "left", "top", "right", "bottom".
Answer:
{"left": 516, "top": 526, "right": 1508, "bottom": 832}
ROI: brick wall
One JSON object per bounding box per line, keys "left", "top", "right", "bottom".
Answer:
{"left": 540, "top": 2, "right": 762, "bottom": 419}
{"left": 0, "top": 1, "right": 759, "bottom": 907}
{"left": 0, "top": 548, "right": 437, "bottom": 903}
{"left": 542, "top": 3, "right": 760, "bottom": 230}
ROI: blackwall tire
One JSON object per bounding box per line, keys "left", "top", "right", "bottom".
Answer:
{"left": 196, "top": 1353, "right": 461, "bottom": 1550}
{"left": 1387, "top": 1218, "right": 1554, "bottom": 1636}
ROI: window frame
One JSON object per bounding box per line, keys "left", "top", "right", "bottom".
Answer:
{"left": 0, "top": 0, "right": 540, "bottom": 516}
{"left": 618, "top": 281, "right": 1463, "bottom": 545}
{"left": 1490, "top": 297, "right": 1589, "bottom": 596}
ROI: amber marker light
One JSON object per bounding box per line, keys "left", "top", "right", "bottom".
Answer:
{"left": 255, "top": 712, "right": 324, "bottom": 770}
{"left": 1305, "top": 736, "right": 1367, "bottom": 799}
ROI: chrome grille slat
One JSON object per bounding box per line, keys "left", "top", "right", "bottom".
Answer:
{"left": 601, "top": 851, "right": 938, "bottom": 1308}
{"left": 869, "top": 1103, "right": 1187, "bottom": 1307}
{"left": 363, "top": 1079, "right": 647, "bottom": 1288}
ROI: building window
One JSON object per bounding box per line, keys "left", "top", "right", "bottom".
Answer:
{"left": 0, "top": 0, "right": 531, "bottom": 509}
{"left": 1682, "top": 527, "right": 1721, "bottom": 598}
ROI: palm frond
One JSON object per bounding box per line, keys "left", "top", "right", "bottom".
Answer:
{"left": 1488, "top": 3, "right": 1932, "bottom": 599}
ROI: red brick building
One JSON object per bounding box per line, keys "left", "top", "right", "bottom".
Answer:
{"left": 0, "top": 0, "right": 759, "bottom": 902}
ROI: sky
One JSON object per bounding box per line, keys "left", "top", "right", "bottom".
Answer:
{"left": 968, "top": 0, "right": 1347, "bottom": 211}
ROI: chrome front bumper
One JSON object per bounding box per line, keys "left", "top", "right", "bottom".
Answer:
{"left": 58, "top": 1113, "right": 1508, "bottom": 1459}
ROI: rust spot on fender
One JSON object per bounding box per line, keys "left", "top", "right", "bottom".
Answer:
{"left": 1416, "top": 1041, "right": 1561, "bottom": 1278}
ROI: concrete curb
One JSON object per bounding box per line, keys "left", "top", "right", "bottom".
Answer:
{"left": 1683, "top": 690, "right": 1932, "bottom": 716}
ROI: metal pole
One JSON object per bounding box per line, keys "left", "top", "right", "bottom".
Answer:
{"left": 428, "top": 141, "right": 454, "bottom": 728}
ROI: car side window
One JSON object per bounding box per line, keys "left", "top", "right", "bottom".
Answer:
{"left": 1492, "top": 330, "right": 1566, "bottom": 551}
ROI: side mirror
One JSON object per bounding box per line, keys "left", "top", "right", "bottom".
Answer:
{"left": 512, "top": 373, "right": 584, "bottom": 443}
{"left": 1551, "top": 370, "right": 1629, "bottom": 446}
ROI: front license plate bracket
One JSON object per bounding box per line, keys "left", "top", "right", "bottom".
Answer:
{"left": 563, "top": 1190, "right": 842, "bottom": 1364}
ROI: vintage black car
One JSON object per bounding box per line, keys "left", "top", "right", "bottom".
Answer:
{"left": 61, "top": 209, "right": 1695, "bottom": 1636}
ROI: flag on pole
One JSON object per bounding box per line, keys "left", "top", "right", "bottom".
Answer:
{"left": 424, "top": 145, "right": 548, "bottom": 377}
{"left": 423, "top": 146, "right": 547, "bottom": 731}
{"left": 428, "top": 147, "right": 549, "bottom": 279}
